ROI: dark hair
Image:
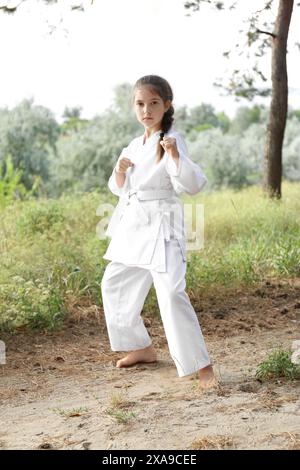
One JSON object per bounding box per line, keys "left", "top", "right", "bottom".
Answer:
{"left": 132, "top": 75, "right": 174, "bottom": 163}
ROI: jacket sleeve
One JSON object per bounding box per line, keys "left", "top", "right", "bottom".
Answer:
{"left": 107, "top": 146, "right": 131, "bottom": 196}
{"left": 164, "top": 133, "right": 208, "bottom": 195}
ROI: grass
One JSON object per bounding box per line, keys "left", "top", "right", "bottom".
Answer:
{"left": 184, "top": 181, "right": 300, "bottom": 287}
{"left": 256, "top": 348, "right": 300, "bottom": 381}
{"left": 52, "top": 406, "right": 89, "bottom": 418}
{"left": 105, "top": 392, "right": 136, "bottom": 424}
{"left": 189, "top": 435, "right": 236, "bottom": 450}
{"left": 0, "top": 182, "right": 299, "bottom": 332}
{"left": 264, "top": 432, "right": 300, "bottom": 450}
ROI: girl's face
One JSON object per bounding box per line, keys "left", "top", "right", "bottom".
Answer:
{"left": 134, "top": 86, "right": 171, "bottom": 133}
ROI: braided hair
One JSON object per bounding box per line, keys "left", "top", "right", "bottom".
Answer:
{"left": 132, "top": 75, "right": 174, "bottom": 163}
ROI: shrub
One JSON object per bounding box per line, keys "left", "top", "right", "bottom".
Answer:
{"left": 256, "top": 349, "right": 300, "bottom": 381}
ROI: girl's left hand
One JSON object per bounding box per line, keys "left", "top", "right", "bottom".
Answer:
{"left": 160, "top": 136, "right": 179, "bottom": 158}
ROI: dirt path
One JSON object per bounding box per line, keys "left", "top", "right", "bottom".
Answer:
{"left": 1, "top": 280, "right": 299, "bottom": 450}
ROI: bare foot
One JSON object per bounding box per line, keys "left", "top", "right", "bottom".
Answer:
{"left": 116, "top": 344, "right": 157, "bottom": 368}
{"left": 198, "top": 364, "right": 219, "bottom": 390}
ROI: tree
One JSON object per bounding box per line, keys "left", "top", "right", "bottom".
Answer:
{"left": 229, "top": 105, "right": 266, "bottom": 134}
{"left": 174, "top": 103, "right": 231, "bottom": 136}
{"left": 47, "top": 83, "right": 141, "bottom": 197}
{"left": 216, "top": 111, "right": 231, "bottom": 133}
{"left": 264, "top": 0, "right": 294, "bottom": 199}
{"left": 0, "top": 0, "right": 93, "bottom": 36}
{"left": 189, "top": 103, "right": 220, "bottom": 130}
{"left": 62, "top": 106, "right": 82, "bottom": 120}
{"left": 0, "top": 99, "right": 60, "bottom": 193}
{"left": 61, "top": 106, "right": 89, "bottom": 134}
{"left": 0, "top": 0, "right": 93, "bottom": 14}
{"left": 184, "top": 0, "right": 297, "bottom": 199}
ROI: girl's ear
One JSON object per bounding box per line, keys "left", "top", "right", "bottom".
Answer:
{"left": 164, "top": 100, "right": 171, "bottom": 112}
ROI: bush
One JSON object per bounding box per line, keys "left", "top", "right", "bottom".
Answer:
{"left": 17, "top": 201, "right": 65, "bottom": 235}
{"left": 256, "top": 349, "right": 300, "bottom": 381}
{"left": 0, "top": 154, "right": 27, "bottom": 210}
{"left": 0, "top": 276, "right": 65, "bottom": 332}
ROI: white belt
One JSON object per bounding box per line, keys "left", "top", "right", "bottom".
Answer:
{"left": 126, "top": 189, "right": 176, "bottom": 201}
{"left": 121, "top": 189, "right": 176, "bottom": 227}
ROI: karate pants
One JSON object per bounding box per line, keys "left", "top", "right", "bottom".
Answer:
{"left": 101, "top": 239, "right": 211, "bottom": 377}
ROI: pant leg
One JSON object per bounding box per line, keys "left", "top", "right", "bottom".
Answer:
{"left": 101, "top": 261, "right": 153, "bottom": 351}
{"left": 151, "top": 239, "right": 211, "bottom": 377}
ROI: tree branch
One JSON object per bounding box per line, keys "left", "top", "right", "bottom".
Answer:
{"left": 256, "top": 28, "right": 277, "bottom": 38}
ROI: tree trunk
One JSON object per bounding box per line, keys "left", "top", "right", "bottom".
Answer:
{"left": 263, "top": 0, "right": 294, "bottom": 199}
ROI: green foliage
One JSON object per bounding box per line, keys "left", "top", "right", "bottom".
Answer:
{"left": 184, "top": 182, "right": 300, "bottom": 287}
{"left": 0, "top": 98, "right": 60, "bottom": 194}
{"left": 17, "top": 201, "right": 65, "bottom": 235}
{"left": 61, "top": 105, "right": 89, "bottom": 134}
{"left": 187, "top": 103, "right": 220, "bottom": 132}
{"left": 288, "top": 109, "right": 300, "bottom": 121}
{"left": 0, "top": 154, "right": 27, "bottom": 210}
{"left": 188, "top": 115, "right": 300, "bottom": 190}
{"left": 60, "top": 117, "right": 89, "bottom": 134}
{"left": 46, "top": 84, "right": 140, "bottom": 197}
{"left": 256, "top": 349, "right": 300, "bottom": 381}
{"left": 0, "top": 191, "right": 110, "bottom": 332}
{"left": 229, "top": 105, "right": 265, "bottom": 134}
{"left": 1, "top": 90, "right": 300, "bottom": 199}
{"left": 106, "top": 408, "right": 136, "bottom": 424}
{"left": 0, "top": 183, "right": 299, "bottom": 333}
{"left": 216, "top": 111, "right": 231, "bottom": 133}
{"left": 194, "top": 123, "right": 214, "bottom": 133}
{"left": 62, "top": 106, "right": 83, "bottom": 120}
{"left": 0, "top": 277, "right": 65, "bottom": 332}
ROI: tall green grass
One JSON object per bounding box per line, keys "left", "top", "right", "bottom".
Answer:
{"left": 184, "top": 182, "right": 300, "bottom": 287}
{"left": 0, "top": 182, "right": 299, "bottom": 332}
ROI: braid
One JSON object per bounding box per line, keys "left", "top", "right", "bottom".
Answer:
{"left": 157, "top": 105, "right": 174, "bottom": 163}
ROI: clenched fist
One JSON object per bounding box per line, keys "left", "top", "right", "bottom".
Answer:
{"left": 160, "top": 136, "right": 179, "bottom": 160}
{"left": 116, "top": 157, "right": 134, "bottom": 174}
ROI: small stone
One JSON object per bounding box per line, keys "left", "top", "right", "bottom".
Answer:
{"left": 38, "top": 442, "right": 54, "bottom": 450}
{"left": 238, "top": 382, "right": 260, "bottom": 393}
{"left": 213, "top": 311, "right": 226, "bottom": 319}
{"left": 280, "top": 307, "right": 289, "bottom": 315}
{"left": 55, "top": 356, "right": 65, "bottom": 362}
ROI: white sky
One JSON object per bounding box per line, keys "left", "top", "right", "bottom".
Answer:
{"left": 0, "top": 0, "right": 299, "bottom": 121}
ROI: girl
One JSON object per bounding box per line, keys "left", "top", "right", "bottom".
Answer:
{"left": 101, "top": 75, "right": 217, "bottom": 389}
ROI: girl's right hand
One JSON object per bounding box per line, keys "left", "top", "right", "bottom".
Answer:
{"left": 116, "top": 157, "right": 134, "bottom": 174}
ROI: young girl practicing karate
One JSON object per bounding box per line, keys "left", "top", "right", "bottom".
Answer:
{"left": 101, "top": 75, "right": 217, "bottom": 389}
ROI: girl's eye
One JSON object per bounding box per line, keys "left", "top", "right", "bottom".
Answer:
{"left": 137, "top": 102, "right": 158, "bottom": 105}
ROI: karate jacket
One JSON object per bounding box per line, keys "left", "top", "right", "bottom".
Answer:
{"left": 102, "top": 127, "right": 207, "bottom": 272}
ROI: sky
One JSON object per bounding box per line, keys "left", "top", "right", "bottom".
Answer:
{"left": 0, "top": 0, "right": 299, "bottom": 122}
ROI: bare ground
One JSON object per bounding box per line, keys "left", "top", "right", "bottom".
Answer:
{"left": 0, "top": 279, "right": 300, "bottom": 450}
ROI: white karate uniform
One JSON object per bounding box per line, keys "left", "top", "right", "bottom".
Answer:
{"left": 100, "top": 126, "right": 211, "bottom": 377}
